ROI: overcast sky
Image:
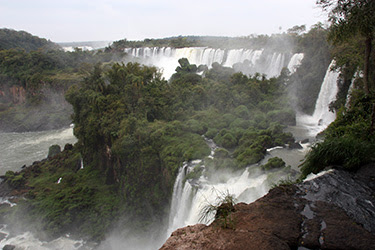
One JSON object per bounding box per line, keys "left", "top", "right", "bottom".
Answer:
{"left": 0, "top": 0, "right": 327, "bottom": 43}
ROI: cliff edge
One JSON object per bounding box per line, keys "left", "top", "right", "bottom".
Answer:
{"left": 161, "top": 164, "right": 375, "bottom": 249}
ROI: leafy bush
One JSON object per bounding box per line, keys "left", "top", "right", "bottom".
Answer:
{"left": 234, "top": 105, "right": 250, "bottom": 118}
{"left": 300, "top": 136, "right": 375, "bottom": 178}
{"left": 262, "top": 157, "right": 286, "bottom": 171}
{"left": 205, "top": 127, "right": 218, "bottom": 139}
{"left": 5, "top": 171, "right": 25, "bottom": 188}
{"left": 214, "top": 130, "right": 237, "bottom": 148}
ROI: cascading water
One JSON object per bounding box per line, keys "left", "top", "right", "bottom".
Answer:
{"left": 287, "top": 53, "right": 304, "bottom": 74}
{"left": 124, "top": 47, "right": 303, "bottom": 80}
{"left": 165, "top": 139, "right": 293, "bottom": 239}
{"left": 297, "top": 60, "right": 340, "bottom": 136}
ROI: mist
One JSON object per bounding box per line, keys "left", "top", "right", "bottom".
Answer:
{"left": 120, "top": 34, "right": 300, "bottom": 80}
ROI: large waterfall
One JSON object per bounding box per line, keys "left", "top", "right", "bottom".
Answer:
{"left": 124, "top": 47, "right": 304, "bottom": 79}
{"left": 165, "top": 59, "right": 340, "bottom": 240}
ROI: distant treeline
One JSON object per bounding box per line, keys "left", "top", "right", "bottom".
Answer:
{"left": 109, "top": 33, "right": 300, "bottom": 51}
{"left": 0, "top": 28, "right": 59, "bottom": 52}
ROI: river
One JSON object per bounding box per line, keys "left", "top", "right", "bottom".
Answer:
{"left": 0, "top": 126, "right": 77, "bottom": 176}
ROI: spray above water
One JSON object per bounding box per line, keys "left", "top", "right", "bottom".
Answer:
{"left": 165, "top": 139, "right": 293, "bottom": 240}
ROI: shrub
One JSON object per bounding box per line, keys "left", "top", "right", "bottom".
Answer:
{"left": 184, "top": 119, "right": 207, "bottom": 134}
{"left": 48, "top": 144, "right": 61, "bottom": 158}
{"left": 214, "top": 132, "right": 237, "bottom": 149}
{"left": 5, "top": 171, "right": 25, "bottom": 188}
{"left": 234, "top": 105, "right": 250, "bottom": 118}
{"left": 205, "top": 127, "right": 218, "bottom": 139}
{"left": 262, "top": 157, "right": 286, "bottom": 171}
{"left": 299, "top": 136, "right": 375, "bottom": 179}
{"left": 214, "top": 148, "right": 230, "bottom": 158}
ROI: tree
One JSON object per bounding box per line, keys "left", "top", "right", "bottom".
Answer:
{"left": 287, "top": 25, "right": 306, "bottom": 35}
{"left": 317, "top": 0, "right": 375, "bottom": 94}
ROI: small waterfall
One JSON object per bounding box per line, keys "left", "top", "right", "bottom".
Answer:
{"left": 287, "top": 53, "right": 304, "bottom": 74}
{"left": 345, "top": 79, "right": 355, "bottom": 108}
{"left": 297, "top": 60, "right": 340, "bottom": 136}
{"left": 312, "top": 60, "right": 339, "bottom": 127}
{"left": 124, "top": 47, "right": 303, "bottom": 80}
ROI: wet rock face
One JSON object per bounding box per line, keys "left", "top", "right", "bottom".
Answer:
{"left": 161, "top": 165, "right": 375, "bottom": 250}
{"left": 297, "top": 166, "right": 375, "bottom": 233}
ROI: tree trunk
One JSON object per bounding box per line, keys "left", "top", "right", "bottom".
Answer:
{"left": 363, "top": 36, "right": 372, "bottom": 94}
{"left": 370, "top": 103, "right": 375, "bottom": 135}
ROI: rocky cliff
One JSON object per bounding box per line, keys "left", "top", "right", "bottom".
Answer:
{"left": 161, "top": 164, "right": 375, "bottom": 249}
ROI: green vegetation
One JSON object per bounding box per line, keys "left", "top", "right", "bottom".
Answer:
{"left": 300, "top": 91, "right": 375, "bottom": 178}
{"left": 317, "top": 0, "right": 375, "bottom": 94}
{"left": 261, "top": 157, "right": 286, "bottom": 171}
{"left": 48, "top": 145, "right": 61, "bottom": 158}
{"left": 300, "top": 0, "right": 375, "bottom": 178}
{"left": 110, "top": 33, "right": 296, "bottom": 51}
{"left": 0, "top": 28, "right": 59, "bottom": 51}
{"left": 3, "top": 146, "right": 120, "bottom": 240}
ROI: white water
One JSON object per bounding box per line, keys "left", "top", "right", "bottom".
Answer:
{"left": 287, "top": 53, "right": 304, "bottom": 74}
{"left": 165, "top": 139, "right": 299, "bottom": 238}
{"left": 297, "top": 60, "right": 340, "bottom": 136}
{"left": 0, "top": 224, "right": 84, "bottom": 250}
{"left": 125, "top": 47, "right": 303, "bottom": 79}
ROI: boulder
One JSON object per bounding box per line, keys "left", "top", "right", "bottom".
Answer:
{"left": 3, "top": 245, "right": 15, "bottom": 250}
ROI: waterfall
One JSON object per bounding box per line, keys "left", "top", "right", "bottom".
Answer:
{"left": 165, "top": 139, "right": 293, "bottom": 239}
{"left": 166, "top": 164, "right": 271, "bottom": 237}
{"left": 297, "top": 60, "right": 340, "bottom": 136}
{"left": 124, "top": 47, "right": 303, "bottom": 80}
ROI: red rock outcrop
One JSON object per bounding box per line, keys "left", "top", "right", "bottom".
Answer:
{"left": 9, "top": 86, "right": 26, "bottom": 104}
